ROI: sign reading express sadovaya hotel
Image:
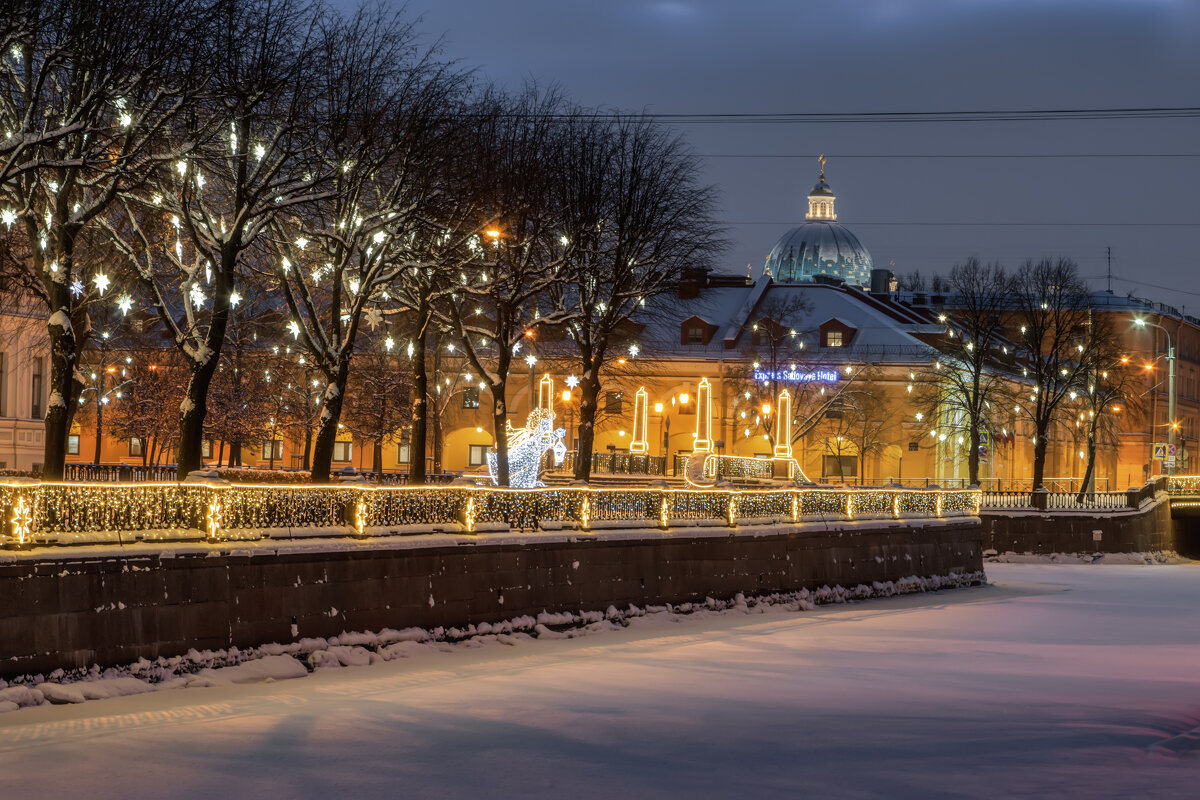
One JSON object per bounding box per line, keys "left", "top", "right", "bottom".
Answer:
{"left": 752, "top": 368, "right": 839, "bottom": 383}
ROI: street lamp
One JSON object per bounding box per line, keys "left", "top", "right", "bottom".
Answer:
{"left": 1135, "top": 317, "right": 1177, "bottom": 474}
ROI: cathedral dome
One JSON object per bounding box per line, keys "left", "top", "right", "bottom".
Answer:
{"left": 763, "top": 158, "right": 874, "bottom": 284}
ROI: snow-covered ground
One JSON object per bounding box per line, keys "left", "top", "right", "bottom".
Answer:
{"left": 3, "top": 562, "right": 1200, "bottom": 798}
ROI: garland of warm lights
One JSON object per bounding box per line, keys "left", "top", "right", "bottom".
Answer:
{"left": 0, "top": 481, "right": 981, "bottom": 546}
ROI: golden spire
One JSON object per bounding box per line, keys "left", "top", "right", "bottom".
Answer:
{"left": 818, "top": 153, "right": 826, "bottom": 179}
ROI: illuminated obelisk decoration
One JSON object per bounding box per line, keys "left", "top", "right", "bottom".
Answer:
{"left": 539, "top": 374, "right": 554, "bottom": 417}
{"left": 693, "top": 378, "right": 713, "bottom": 453}
{"left": 630, "top": 387, "right": 649, "bottom": 453}
{"left": 774, "top": 388, "right": 793, "bottom": 458}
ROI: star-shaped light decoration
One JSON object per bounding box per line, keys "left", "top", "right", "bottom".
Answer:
{"left": 365, "top": 307, "right": 382, "bottom": 331}
{"left": 629, "top": 343, "right": 640, "bottom": 358}
{"left": 525, "top": 354, "right": 537, "bottom": 367}
{"left": 0, "top": 209, "right": 15, "bottom": 228}
{"left": 565, "top": 374, "right": 580, "bottom": 390}
{"left": 116, "top": 295, "right": 133, "bottom": 315}
{"left": 70, "top": 280, "right": 83, "bottom": 298}
{"left": 10, "top": 494, "right": 33, "bottom": 545}
{"left": 230, "top": 290, "right": 242, "bottom": 308}
{"left": 92, "top": 272, "right": 110, "bottom": 296}
{"left": 384, "top": 336, "right": 395, "bottom": 352}
{"left": 188, "top": 283, "right": 205, "bottom": 308}
{"left": 287, "top": 320, "right": 300, "bottom": 340}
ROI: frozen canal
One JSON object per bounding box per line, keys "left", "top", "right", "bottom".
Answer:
{"left": 3, "top": 562, "right": 1200, "bottom": 798}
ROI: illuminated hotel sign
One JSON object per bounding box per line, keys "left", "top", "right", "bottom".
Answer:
{"left": 753, "top": 368, "right": 839, "bottom": 383}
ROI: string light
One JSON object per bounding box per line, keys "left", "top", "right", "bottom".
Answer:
{"left": 0, "top": 482, "right": 981, "bottom": 545}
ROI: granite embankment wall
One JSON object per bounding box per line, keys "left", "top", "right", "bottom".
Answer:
{"left": 980, "top": 497, "right": 1176, "bottom": 555}
{"left": 0, "top": 518, "right": 981, "bottom": 677}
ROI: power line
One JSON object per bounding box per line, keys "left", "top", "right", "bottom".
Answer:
{"left": 724, "top": 221, "right": 1200, "bottom": 227}
{"left": 608, "top": 106, "right": 1200, "bottom": 124}
{"left": 700, "top": 153, "right": 1200, "bottom": 159}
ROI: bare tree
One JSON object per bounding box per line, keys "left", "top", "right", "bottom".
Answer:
{"left": 1072, "top": 312, "right": 1143, "bottom": 497}
{"left": 108, "top": 0, "right": 326, "bottom": 477}
{"left": 341, "top": 332, "right": 411, "bottom": 474}
{"left": 271, "top": 6, "right": 465, "bottom": 482}
{"left": 544, "top": 112, "right": 723, "bottom": 480}
{"left": 913, "top": 258, "right": 1013, "bottom": 484}
{"left": 0, "top": 0, "right": 203, "bottom": 477}
{"left": 1011, "top": 257, "right": 1093, "bottom": 489}
{"left": 439, "top": 87, "right": 574, "bottom": 486}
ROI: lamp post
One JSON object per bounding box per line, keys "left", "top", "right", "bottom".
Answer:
{"left": 1135, "top": 318, "right": 1177, "bottom": 475}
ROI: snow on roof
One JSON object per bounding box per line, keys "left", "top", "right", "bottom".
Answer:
{"left": 639, "top": 279, "right": 938, "bottom": 363}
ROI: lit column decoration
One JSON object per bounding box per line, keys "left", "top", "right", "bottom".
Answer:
{"left": 774, "top": 389, "right": 793, "bottom": 459}
{"left": 10, "top": 495, "right": 32, "bottom": 545}
{"left": 463, "top": 496, "right": 476, "bottom": 533}
{"left": 846, "top": 493, "right": 854, "bottom": 520}
{"left": 694, "top": 378, "right": 713, "bottom": 453}
{"left": 630, "top": 387, "right": 649, "bottom": 454}
{"left": 727, "top": 493, "right": 738, "bottom": 527}
{"left": 579, "top": 494, "right": 591, "bottom": 530}
{"left": 791, "top": 492, "right": 799, "bottom": 523}
{"left": 892, "top": 492, "right": 901, "bottom": 519}
{"left": 354, "top": 497, "right": 368, "bottom": 537}
{"left": 659, "top": 493, "right": 670, "bottom": 529}
{"left": 935, "top": 492, "right": 943, "bottom": 518}
{"left": 206, "top": 495, "right": 223, "bottom": 540}
{"left": 539, "top": 374, "right": 554, "bottom": 417}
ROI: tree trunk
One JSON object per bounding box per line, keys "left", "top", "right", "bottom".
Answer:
{"left": 310, "top": 364, "right": 351, "bottom": 483}
{"left": 409, "top": 328, "right": 428, "bottom": 484}
{"left": 177, "top": 268, "right": 234, "bottom": 476}
{"left": 217, "top": 440, "right": 225, "bottom": 467}
{"left": 573, "top": 352, "right": 604, "bottom": 482}
{"left": 432, "top": 407, "right": 444, "bottom": 474}
{"left": 1077, "top": 421, "right": 1099, "bottom": 501}
{"left": 490, "top": 378, "right": 509, "bottom": 486}
{"left": 967, "top": 426, "right": 980, "bottom": 486}
{"left": 1032, "top": 425, "right": 1049, "bottom": 489}
{"left": 42, "top": 280, "right": 82, "bottom": 480}
{"left": 93, "top": 393, "right": 103, "bottom": 465}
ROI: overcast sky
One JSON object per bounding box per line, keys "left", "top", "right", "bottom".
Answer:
{"left": 411, "top": 1, "right": 1200, "bottom": 308}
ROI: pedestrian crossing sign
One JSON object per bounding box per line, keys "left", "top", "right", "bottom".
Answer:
{"left": 1152, "top": 443, "right": 1167, "bottom": 461}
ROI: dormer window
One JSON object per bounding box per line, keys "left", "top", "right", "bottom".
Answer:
{"left": 819, "top": 318, "right": 857, "bottom": 348}
{"left": 687, "top": 325, "right": 705, "bottom": 345}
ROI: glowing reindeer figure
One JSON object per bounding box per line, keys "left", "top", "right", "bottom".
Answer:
{"left": 487, "top": 408, "right": 567, "bottom": 488}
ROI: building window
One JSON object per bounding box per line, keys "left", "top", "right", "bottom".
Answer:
{"left": 606, "top": 391, "right": 624, "bottom": 414}
{"left": 468, "top": 444, "right": 488, "bottom": 466}
{"left": 67, "top": 434, "right": 80, "bottom": 455}
{"left": 686, "top": 325, "right": 705, "bottom": 345}
{"left": 129, "top": 437, "right": 144, "bottom": 457}
{"left": 397, "top": 443, "right": 411, "bottom": 464}
{"left": 333, "top": 441, "right": 352, "bottom": 462}
{"left": 462, "top": 386, "right": 480, "bottom": 408}
{"left": 908, "top": 441, "right": 920, "bottom": 452}
{"left": 825, "top": 330, "right": 844, "bottom": 348}
{"left": 262, "top": 440, "right": 283, "bottom": 460}
{"left": 31, "top": 357, "right": 43, "bottom": 419}
{"left": 201, "top": 439, "right": 212, "bottom": 458}
{"left": 822, "top": 455, "right": 856, "bottom": 478}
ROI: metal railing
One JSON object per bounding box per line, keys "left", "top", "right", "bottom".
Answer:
{"left": 63, "top": 463, "right": 179, "bottom": 483}
{"left": 554, "top": 452, "right": 667, "bottom": 476}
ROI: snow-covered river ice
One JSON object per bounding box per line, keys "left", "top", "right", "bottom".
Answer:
{"left": 3, "top": 561, "right": 1200, "bottom": 798}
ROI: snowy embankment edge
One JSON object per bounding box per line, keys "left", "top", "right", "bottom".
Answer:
{"left": 984, "top": 550, "right": 1187, "bottom": 565}
{"left": 0, "top": 569, "right": 986, "bottom": 715}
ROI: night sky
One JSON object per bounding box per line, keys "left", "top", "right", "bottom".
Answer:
{"left": 412, "top": 1, "right": 1200, "bottom": 308}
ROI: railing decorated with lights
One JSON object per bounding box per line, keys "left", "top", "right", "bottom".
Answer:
{"left": 0, "top": 480, "right": 981, "bottom": 549}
